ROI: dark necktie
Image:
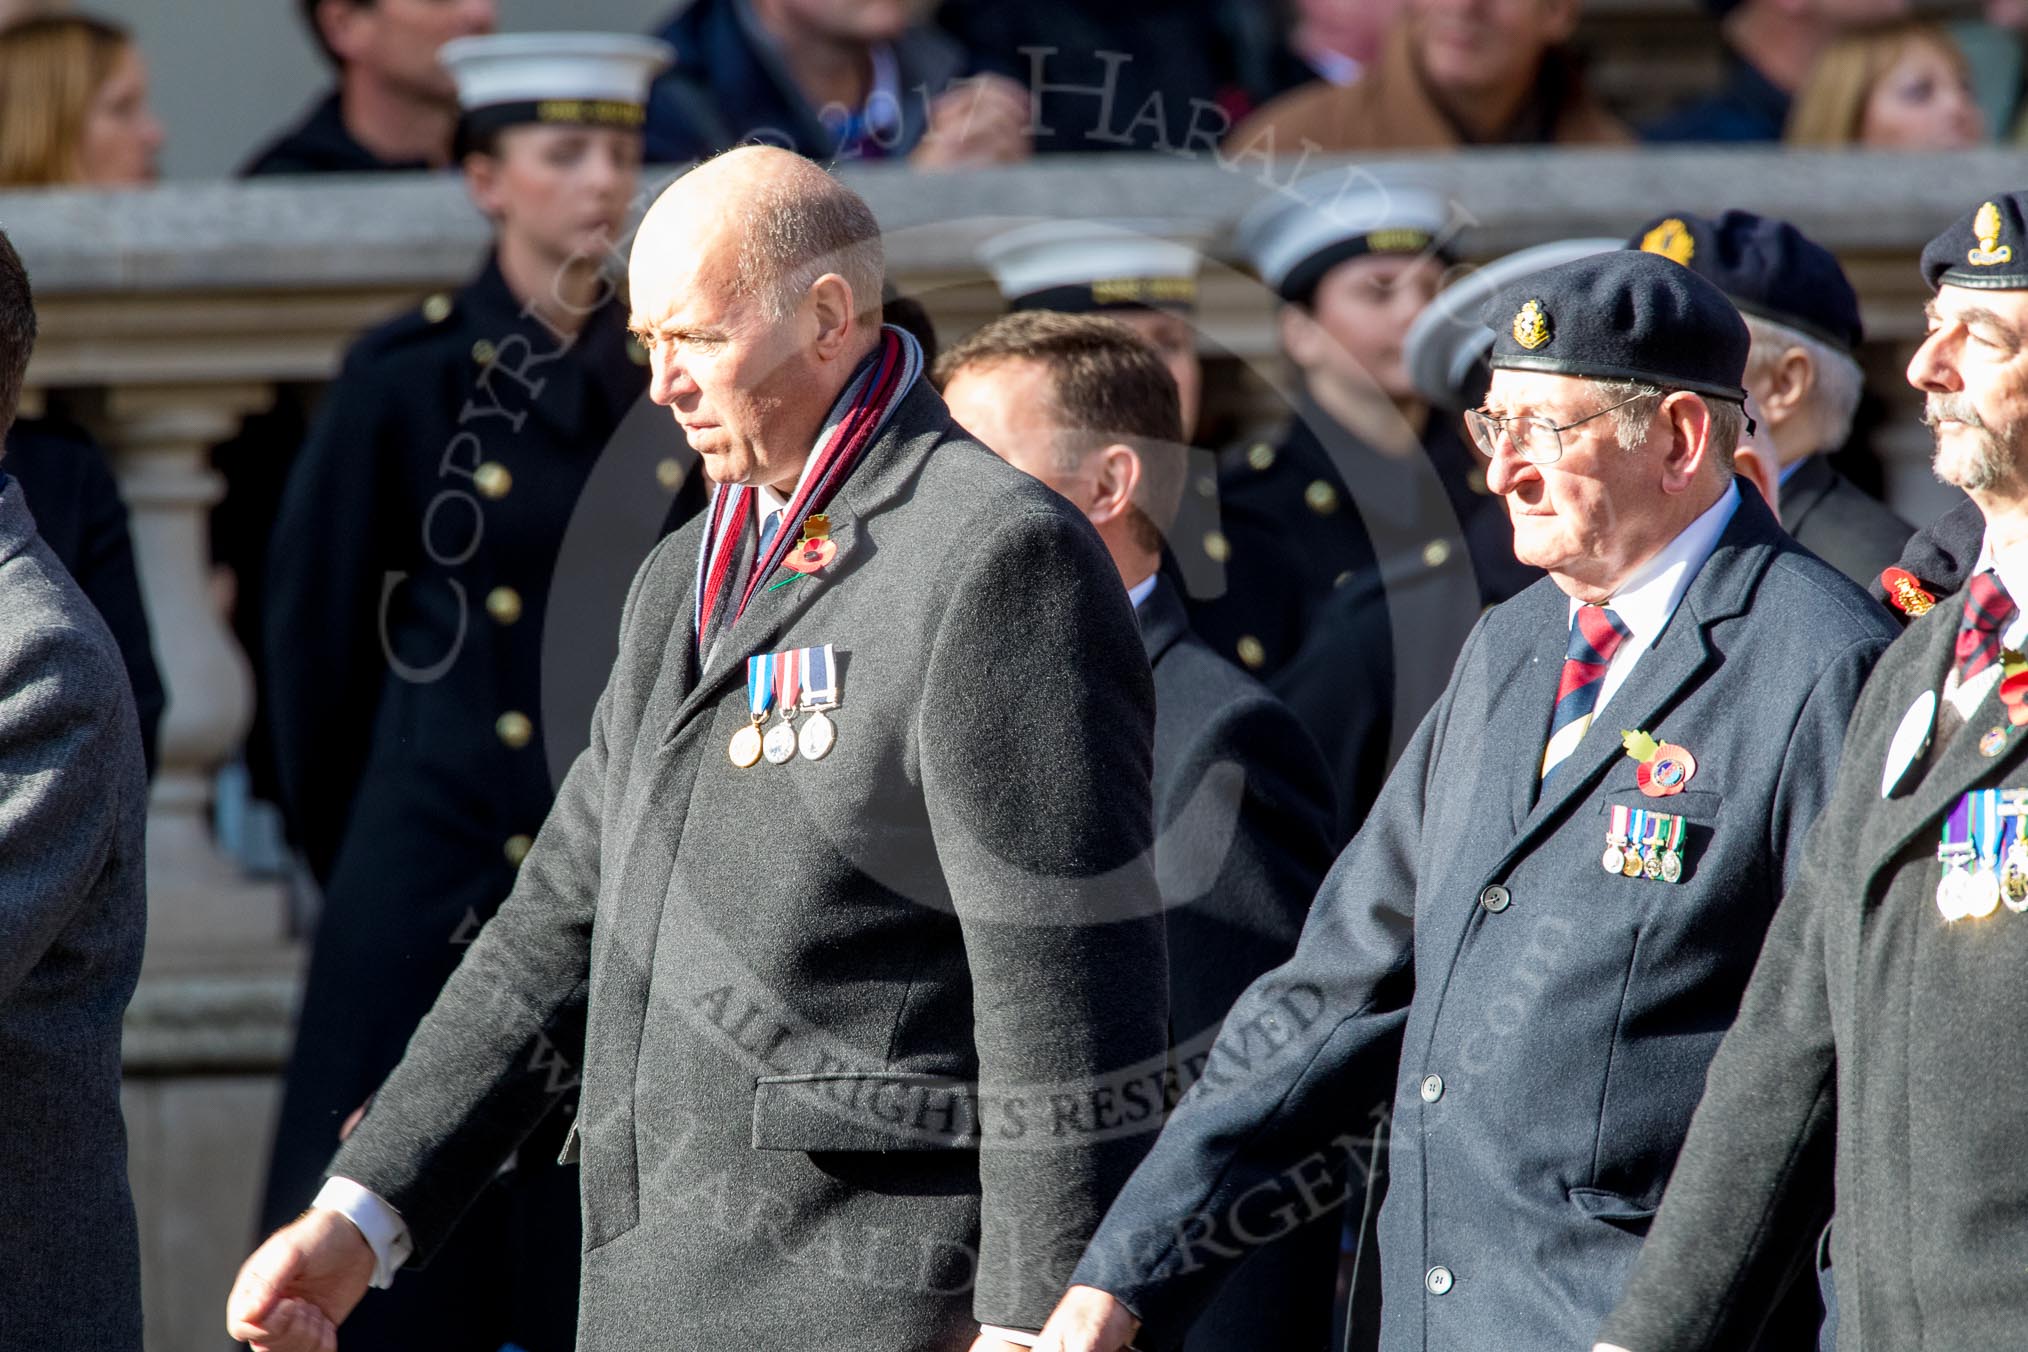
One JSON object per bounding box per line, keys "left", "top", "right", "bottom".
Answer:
{"left": 1541, "top": 604, "right": 1632, "bottom": 782}
{"left": 1955, "top": 569, "right": 2017, "bottom": 686}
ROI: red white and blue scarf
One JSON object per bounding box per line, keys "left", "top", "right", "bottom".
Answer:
{"left": 692, "top": 325, "right": 921, "bottom": 654}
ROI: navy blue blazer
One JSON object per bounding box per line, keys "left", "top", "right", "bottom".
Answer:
{"left": 1072, "top": 486, "right": 1898, "bottom": 1352}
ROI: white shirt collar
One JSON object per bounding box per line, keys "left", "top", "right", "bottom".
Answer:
{"left": 1126, "top": 572, "right": 1159, "bottom": 610}
{"left": 1568, "top": 480, "right": 1740, "bottom": 643}
{"left": 754, "top": 454, "right": 821, "bottom": 523}
{"left": 1967, "top": 534, "right": 2028, "bottom": 653}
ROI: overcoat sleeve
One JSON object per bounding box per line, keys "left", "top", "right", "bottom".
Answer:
{"left": 915, "top": 503, "right": 1171, "bottom": 1332}
{"left": 322, "top": 534, "right": 672, "bottom": 1258}
{"left": 1596, "top": 635, "right": 1888, "bottom": 1350}
{"left": 0, "top": 615, "right": 138, "bottom": 1003}
{"left": 1066, "top": 615, "right": 1484, "bottom": 1346}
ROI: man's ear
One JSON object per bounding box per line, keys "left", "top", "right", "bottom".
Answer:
{"left": 315, "top": 0, "right": 372, "bottom": 64}
{"left": 1085, "top": 443, "right": 1143, "bottom": 527}
{"left": 807, "top": 273, "right": 858, "bottom": 362}
{"left": 1758, "top": 347, "right": 1816, "bottom": 425}
{"left": 1657, "top": 390, "right": 1715, "bottom": 494}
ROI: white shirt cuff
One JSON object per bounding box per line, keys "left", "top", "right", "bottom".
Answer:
{"left": 980, "top": 1326, "right": 1040, "bottom": 1346}
{"left": 312, "top": 1176, "right": 414, "bottom": 1289}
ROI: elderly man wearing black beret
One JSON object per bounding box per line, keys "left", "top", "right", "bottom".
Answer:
{"left": 1630, "top": 210, "right": 1913, "bottom": 589}
{"left": 1594, "top": 189, "right": 2028, "bottom": 1352}
{"left": 1032, "top": 250, "right": 1899, "bottom": 1352}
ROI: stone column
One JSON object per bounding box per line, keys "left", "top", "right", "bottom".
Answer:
{"left": 99, "top": 383, "right": 289, "bottom": 964}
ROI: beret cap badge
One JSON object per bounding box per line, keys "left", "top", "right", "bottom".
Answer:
{"left": 1512, "top": 298, "right": 1552, "bottom": 351}
{"left": 1970, "top": 201, "right": 2015, "bottom": 268}
{"left": 1639, "top": 218, "right": 1697, "bottom": 266}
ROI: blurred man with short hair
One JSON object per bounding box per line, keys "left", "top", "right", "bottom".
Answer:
{"left": 241, "top": 0, "right": 497, "bottom": 175}
{"left": 1645, "top": 0, "right": 1910, "bottom": 142}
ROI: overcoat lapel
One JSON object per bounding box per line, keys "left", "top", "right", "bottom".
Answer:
{"left": 1861, "top": 601, "right": 2028, "bottom": 879}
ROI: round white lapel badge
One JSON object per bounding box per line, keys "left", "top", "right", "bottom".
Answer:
{"left": 1882, "top": 689, "right": 1937, "bottom": 799}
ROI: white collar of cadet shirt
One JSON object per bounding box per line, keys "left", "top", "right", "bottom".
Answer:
{"left": 1566, "top": 479, "right": 1740, "bottom": 718}
{"left": 754, "top": 452, "right": 824, "bottom": 528}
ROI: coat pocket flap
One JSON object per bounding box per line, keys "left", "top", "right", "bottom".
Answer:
{"left": 1568, "top": 1185, "right": 1658, "bottom": 1224}
{"left": 751, "top": 1072, "right": 982, "bottom": 1152}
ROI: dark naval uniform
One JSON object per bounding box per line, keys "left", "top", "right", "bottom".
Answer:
{"left": 239, "top": 91, "right": 431, "bottom": 177}
{"left": 1067, "top": 253, "right": 1898, "bottom": 1352}
{"left": 1183, "top": 400, "right": 1506, "bottom": 842}
{"left": 1138, "top": 574, "right": 1341, "bottom": 1352}
{"left": 1780, "top": 454, "right": 1914, "bottom": 591}
{"left": 262, "top": 255, "right": 702, "bottom": 1348}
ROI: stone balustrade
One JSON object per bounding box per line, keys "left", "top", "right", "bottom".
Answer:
{"left": 0, "top": 146, "right": 1998, "bottom": 1348}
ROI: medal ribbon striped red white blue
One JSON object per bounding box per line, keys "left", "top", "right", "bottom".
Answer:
{"left": 692, "top": 326, "right": 923, "bottom": 654}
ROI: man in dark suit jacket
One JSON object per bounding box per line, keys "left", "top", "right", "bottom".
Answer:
{"left": 1035, "top": 252, "right": 1898, "bottom": 1352}
{"left": 241, "top": 0, "right": 494, "bottom": 175}
{"left": 1629, "top": 210, "right": 1912, "bottom": 589}
{"left": 1596, "top": 189, "right": 2028, "bottom": 1352}
{"left": 228, "top": 146, "right": 1167, "bottom": 1352}
{"left": 0, "top": 230, "right": 148, "bottom": 1351}
{"left": 643, "top": 0, "right": 1028, "bottom": 166}
{"left": 938, "top": 309, "right": 1343, "bottom": 1352}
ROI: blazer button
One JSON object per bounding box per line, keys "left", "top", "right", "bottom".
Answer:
{"left": 475, "top": 461, "right": 513, "bottom": 499}
{"left": 503, "top": 834, "right": 533, "bottom": 867}
{"left": 496, "top": 711, "right": 533, "bottom": 749}
{"left": 486, "top": 585, "right": 523, "bottom": 625}
{"left": 1426, "top": 1266, "right": 1454, "bottom": 1296}
{"left": 1420, "top": 1074, "right": 1444, "bottom": 1103}
{"left": 656, "top": 457, "right": 686, "bottom": 491}
{"left": 1479, "top": 884, "right": 1511, "bottom": 913}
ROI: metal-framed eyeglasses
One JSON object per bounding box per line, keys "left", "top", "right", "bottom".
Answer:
{"left": 1463, "top": 391, "right": 1659, "bottom": 466}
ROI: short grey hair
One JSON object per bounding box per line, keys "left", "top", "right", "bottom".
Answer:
{"left": 1741, "top": 313, "right": 1864, "bottom": 452}
{"left": 736, "top": 169, "right": 886, "bottom": 325}
{"left": 1591, "top": 379, "right": 1744, "bottom": 472}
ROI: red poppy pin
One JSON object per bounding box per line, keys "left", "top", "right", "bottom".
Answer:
{"left": 1623, "top": 729, "right": 1697, "bottom": 797}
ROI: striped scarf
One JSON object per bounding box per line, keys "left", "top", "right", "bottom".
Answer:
{"left": 693, "top": 325, "right": 922, "bottom": 654}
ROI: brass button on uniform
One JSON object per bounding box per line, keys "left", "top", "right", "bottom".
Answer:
{"left": 421, "top": 293, "right": 452, "bottom": 324}
{"left": 1304, "top": 480, "right": 1338, "bottom": 515}
{"left": 1420, "top": 1074, "right": 1444, "bottom": 1103}
{"left": 1423, "top": 539, "right": 1453, "bottom": 568}
{"left": 655, "top": 457, "right": 685, "bottom": 492}
{"left": 486, "top": 586, "right": 522, "bottom": 625}
{"left": 1203, "top": 530, "right": 1231, "bottom": 563}
{"left": 1468, "top": 467, "right": 1489, "bottom": 494}
{"left": 1236, "top": 635, "right": 1266, "bottom": 670}
{"left": 1195, "top": 474, "right": 1216, "bottom": 499}
{"left": 504, "top": 834, "right": 533, "bottom": 867}
{"left": 1479, "top": 883, "right": 1511, "bottom": 913}
{"left": 626, "top": 337, "right": 649, "bottom": 366}
{"left": 496, "top": 710, "right": 533, "bottom": 749}
{"left": 1246, "top": 441, "right": 1276, "bottom": 472}
{"left": 1426, "top": 1266, "right": 1454, "bottom": 1296}
{"left": 1334, "top": 570, "right": 1353, "bottom": 588}
{"left": 474, "top": 462, "right": 512, "bottom": 499}
{"left": 472, "top": 338, "right": 496, "bottom": 365}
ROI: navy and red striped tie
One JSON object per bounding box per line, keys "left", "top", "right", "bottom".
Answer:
{"left": 1955, "top": 568, "right": 2018, "bottom": 685}
{"left": 1541, "top": 604, "right": 1632, "bottom": 782}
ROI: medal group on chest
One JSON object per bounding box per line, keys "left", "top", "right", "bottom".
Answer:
{"left": 1935, "top": 786, "right": 2028, "bottom": 922}
{"left": 1598, "top": 729, "right": 1700, "bottom": 885}
{"left": 730, "top": 642, "right": 841, "bottom": 767}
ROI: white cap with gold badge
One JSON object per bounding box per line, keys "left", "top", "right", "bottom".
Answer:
{"left": 439, "top": 32, "right": 673, "bottom": 143}
{"left": 979, "top": 221, "right": 1205, "bottom": 315}
{"left": 1238, "top": 170, "right": 1452, "bottom": 307}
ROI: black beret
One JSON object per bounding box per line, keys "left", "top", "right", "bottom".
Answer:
{"left": 1629, "top": 210, "right": 1862, "bottom": 352}
{"left": 1922, "top": 191, "right": 2028, "bottom": 292}
{"left": 1481, "top": 250, "right": 1750, "bottom": 404}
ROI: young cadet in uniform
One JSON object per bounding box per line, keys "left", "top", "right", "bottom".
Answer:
{"left": 1193, "top": 176, "right": 1531, "bottom": 690}
{"left": 258, "top": 34, "right": 695, "bottom": 1352}
{"left": 938, "top": 309, "right": 1342, "bottom": 1352}
{"left": 1630, "top": 209, "right": 1913, "bottom": 588}
{"left": 1031, "top": 251, "right": 1899, "bottom": 1352}
{"left": 1594, "top": 189, "right": 2028, "bottom": 1352}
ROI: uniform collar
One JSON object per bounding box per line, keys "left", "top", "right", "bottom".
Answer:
{"left": 1569, "top": 479, "right": 1741, "bottom": 644}
{"left": 1968, "top": 531, "right": 2028, "bottom": 653}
